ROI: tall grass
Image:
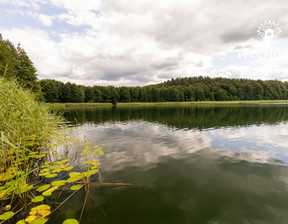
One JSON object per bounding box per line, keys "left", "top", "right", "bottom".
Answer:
{"left": 0, "top": 77, "right": 62, "bottom": 201}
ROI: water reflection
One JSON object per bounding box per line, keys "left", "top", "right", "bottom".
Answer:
{"left": 50, "top": 150, "right": 288, "bottom": 224}
{"left": 48, "top": 105, "right": 288, "bottom": 224}
{"left": 62, "top": 104, "right": 288, "bottom": 129}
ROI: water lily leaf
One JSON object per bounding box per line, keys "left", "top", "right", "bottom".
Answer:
{"left": 16, "top": 220, "right": 26, "bottom": 224}
{"left": 67, "top": 176, "right": 83, "bottom": 183}
{"left": 49, "top": 165, "right": 61, "bottom": 170}
{"left": 36, "top": 184, "right": 50, "bottom": 192}
{"left": 30, "top": 218, "right": 48, "bottom": 224}
{"left": 63, "top": 166, "right": 73, "bottom": 171}
{"left": 83, "top": 169, "right": 98, "bottom": 177}
{"left": 25, "top": 215, "right": 37, "bottom": 222}
{"left": 52, "top": 168, "right": 62, "bottom": 173}
{"left": 57, "top": 159, "right": 69, "bottom": 163}
{"left": 37, "top": 209, "right": 51, "bottom": 217}
{"left": 63, "top": 219, "right": 79, "bottom": 224}
{"left": 70, "top": 185, "right": 82, "bottom": 191}
{"left": 29, "top": 210, "right": 37, "bottom": 216}
{"left": 59, "top": 164, "right": 67, "bottom": 168}
{"left": 32, "top": 196, "right": 45, "bottom": 203}
{"left": 0, "top": 211, "right": 14, "bottom": 220}
{"left": 39, "top": 172, "right": 51, "bottom": 177}
{"left": 45, "top": 173, "right": 57, "bottom": 178}
{"left": 51, "top": 180, "right": 66, "bottom": 187}
{"left": 40, "top": 168, "right": 50, "bottom": 173}
{"left": 31, "top": 204, "right": 51, "bottom": 212}
{"left": 42, "top": 186, "right": 58, "bottom": 196}
{"left": 69, "top": 172, "right": 82, "bottom": 178}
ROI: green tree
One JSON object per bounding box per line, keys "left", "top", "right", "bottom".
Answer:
{"left": 119, "top": 87, "right": 131, "bottom": 102}
{"left": 85, "top": 87, "right": 95, "bottom": 102}
{"left": 93, "top": 87, "right": 102, "bottom": 102}
{"left": 40, "top": 79, "right": 59, "bottom": 102}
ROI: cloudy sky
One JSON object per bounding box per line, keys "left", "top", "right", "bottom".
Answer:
{"left": 1, "top": 0, "right": 288, "bottom": 86}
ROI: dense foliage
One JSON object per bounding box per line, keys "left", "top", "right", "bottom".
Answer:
{"left": 40, "top": 76, "right": 288, "bottom": 103}
{"left": 0, "top": 34, "right": 40, "bottom": 92}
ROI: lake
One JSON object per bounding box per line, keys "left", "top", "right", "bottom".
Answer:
{"left": 49, "top": 104, "right": 288, "bottom": 224}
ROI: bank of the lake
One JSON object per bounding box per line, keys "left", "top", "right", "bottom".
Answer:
{"left": 47, "top": 100, "right": 288, "bottom": 109}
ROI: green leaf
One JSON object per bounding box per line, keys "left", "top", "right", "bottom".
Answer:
{"left": 0, "top": 172, "right": 15, "bottom": 182}
{"left": 69, "top": 172, "right": 82, "bottom": 177}
{"left": 31, "top": 204, "right": 51, "bottom": 212}
{"left": 63, "top": 166, "right": 73, "bottom": 171}
{"left": 36, "top": 184, "right": 51, "bottom": 192}
{"left": 51, "top": 180, "right": 66, "bottom": 187}
{"left": 0, "top": 211, "right": 14, "bottom": 220}
{"left": 84, "top": 169, "right": 98, "bottom": 177}
{"left": 31, "top": 196, "right": 45, "bottom": 203}
{"left": 63, "top": 219, "right": 79, "bottom": 224}
{"left": 70, "top": 185, "right": 82, "bottom": 191}
{"left": 45, "top": 173, "right": 57, "bottom": 178}
{"left": 52, "top": 168, "right": 63, "bottom": 173}
{"left": 15, "top": 184, "right": 33, "bottom": 194}
{"left": 30, "top": 218, "right": 48, "bottom": 224}
{"left": 39, "top": 172, "right": 51, "bottom": 177}
{"left": 42, "top": 186, "right": 58, "bottom": 196}
{"left": 67, "top": 176, "right": 83, "bottom": 183}
{"left": 16, "top": 220, "right": 26, "bottom": 224}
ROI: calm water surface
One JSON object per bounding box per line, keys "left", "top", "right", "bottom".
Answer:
{"left": 49, "top": 104, "right": 288, "bottom": 224}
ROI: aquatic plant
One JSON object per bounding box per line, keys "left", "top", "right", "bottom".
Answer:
{"left": 0, "top": 77, "right": 104, "bottom": 223}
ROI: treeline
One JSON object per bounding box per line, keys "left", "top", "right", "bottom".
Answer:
{"left": 1, "top": 34, "right": 288, "bottom": 103}
{"left": 0, "top": 34, "right": 39, "bottom": 92}
{"left": 40, "top": 76, "right": 288, "bottom": 103}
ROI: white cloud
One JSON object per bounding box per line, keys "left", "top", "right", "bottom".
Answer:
{"left": 38, "top": 14, "right": 53, "bottom": 27}
{"left": 2, "top": 0, "right": 288, "bottom": 85}
{"left": 0, "top": 0, "right": 45, "bottom": 10}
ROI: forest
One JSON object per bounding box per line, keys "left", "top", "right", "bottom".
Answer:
{"left": 1, "top": 34, "right": 288, "bottom": 103}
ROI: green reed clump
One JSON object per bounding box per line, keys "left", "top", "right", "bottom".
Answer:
{"left": 0, "top": 77, "right": 63, "bottom": 199}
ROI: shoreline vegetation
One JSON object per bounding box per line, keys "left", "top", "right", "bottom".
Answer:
{"left": 0, "top": 78, "right": 104, "bottom": 224}
{"left": 47, "top": 100, "right": 288, "bottom": 109}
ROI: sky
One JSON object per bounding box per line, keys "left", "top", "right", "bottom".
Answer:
{"left": 1, "top": 0, "right": 288, "bottom": 86}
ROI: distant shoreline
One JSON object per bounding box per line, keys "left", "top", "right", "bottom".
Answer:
{"left": 46, "top": 100, "right": 288, "bottom": 108}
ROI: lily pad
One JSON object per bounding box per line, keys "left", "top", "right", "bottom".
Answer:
{"left": 70, "top": 185, "right": 83, "bottom": 191}
{"left": 63, "top": 166, "right": 73, "bottom": 171}
{"left": 36, "top": 184, "right": 50, "bottom": 192}
{"left": 0, "top": 211, "right": 14, "bottom": 220}
{"left": 30, "top": 218, "right": 48, "bottom": 224}
{"left": 51, "top": 180, "right": 66, "bottom": 187}
{"left": 67, "top": 176, "right": 83, "bottom": 183}
{"left": 63, "top": 219, "right": 79, "bottom": 224}
{"left": 45, "top": 173, "right": 57, "bottom": 178}
{"left": 42, "top": 186, "right": 58, "bottom": 196}
{"left": 31, "top": 204, "right": 51, "bottom": 212}
{"left": 31, "top": 196, "right": 45, "bottom": 203}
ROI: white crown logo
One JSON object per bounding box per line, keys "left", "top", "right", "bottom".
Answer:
{"left": 257, "top": 20, "right": 282, "bottom": 40}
